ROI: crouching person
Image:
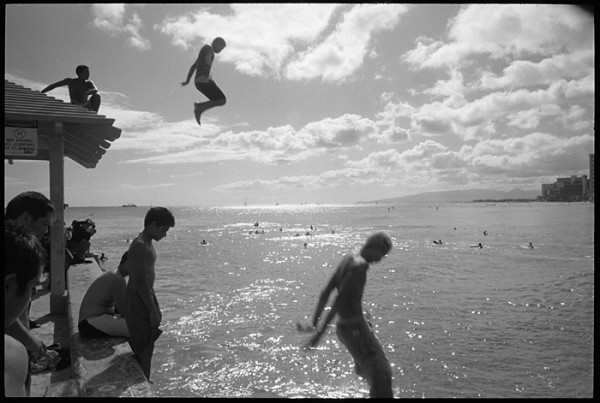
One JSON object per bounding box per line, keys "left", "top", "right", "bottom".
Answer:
{"left": 77, "top": 252, "right": 129, "bottom": 338}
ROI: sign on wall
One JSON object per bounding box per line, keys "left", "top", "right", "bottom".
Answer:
{"left": 5, "top": 127, "right": 38, "bottom": 156}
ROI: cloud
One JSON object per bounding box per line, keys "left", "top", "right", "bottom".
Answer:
{"left": 156, "top": 4, "right": 408, "bottom": 82}
{"left": 212, "top": 166, "right": 380, "bottom": 193}
{"left": 285, "top": 4, "right": 409, "bottom": 82}
{"left": 120, "top": 113, "right": 380, "bottom": 165}
{"left": 479, "top": 51, "right": 594, "bottom": 91}
{"left": 91, "top": 4, "right": 151, "bottom": 51}
{"left": 391, "top": 4, "right": 596, "bottom": 148}
{"left": 404, "top": 5, "right": 593, "bottom": 70}
{"left": 382, "top": 75, "right": 593, "bottom": 143}
{"left": 120, "top": 182, "right": 177, "bottom": 191}
{"left": 177, "top": 124, "right": 594, "bottom": 196}
{"left": 466, "top": 132, "right": 594, "bottom": 176}
{"left": 157, "top": 4, "right": 340, "bottom": 79}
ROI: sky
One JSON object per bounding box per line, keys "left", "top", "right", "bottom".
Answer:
{"left": 4, "top": 4, "right": 595, "bottom": 207}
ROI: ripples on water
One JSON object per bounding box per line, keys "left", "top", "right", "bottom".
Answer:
{"left": 69, "top": 203, "right": 594, "bottom": 398}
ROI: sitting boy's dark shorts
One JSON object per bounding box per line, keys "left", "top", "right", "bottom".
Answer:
{"left": 78, "top": 319, "right": 112, "bottom": 338}
{"left": 194, "top": 79, "right": 226, "bottom": 101}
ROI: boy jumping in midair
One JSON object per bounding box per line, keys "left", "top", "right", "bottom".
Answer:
{"left": 180, "top": 37, "right": 227, "bottom": 125}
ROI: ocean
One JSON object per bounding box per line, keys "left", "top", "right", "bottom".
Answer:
{"left": 65, "top": 202, "right": 594, "bottom": 398}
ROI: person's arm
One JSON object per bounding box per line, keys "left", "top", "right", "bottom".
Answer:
{"left": 305, "top": 269, "right": 358, "bottom": 349}
{"left": 4, "top": 335, "right": 29, "bottom": 397}
{"left": 41, "top": 78, "right": 69, "bottom": 94}
{"left": 85, "top": 81, "right": 98, "bottom": 97}
{"left": 311, "top": 277, "right": 335, "bottom": 328}
{"left": 305, "top": 298, "right": 340, "bottom": 348}
{"left": 310, "top": 255, "right": 353, "bottom": 326}
{"left": 111, "top": 276, "right": 127, "bottom": 317}
{"left": 180, "top": 62, "right": 197, "bottom": 86}
{"left": 128, "top": 243, "right": 161, "bottom": 328}
{"left": 4, "top": 320, "right": 46, "bottom": 360}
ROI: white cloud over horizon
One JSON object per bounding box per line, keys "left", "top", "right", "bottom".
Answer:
{"left": 4, "top": 4, "right": 594, "bottom": 206}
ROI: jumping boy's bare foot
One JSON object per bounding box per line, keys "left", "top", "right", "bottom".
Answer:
{"left": 193, "top": 103, "right": 202, "bottom": 125}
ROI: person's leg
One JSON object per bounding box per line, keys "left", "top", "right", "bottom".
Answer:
{"left": 86, "top": 314, "right": 130, "bottom": 338}
{"left": 194, "top": 81, "right": 226, "bottom": 125}
{"left": 78, "top": 318, "right": 113, "bottom": 338}
{"left": 369, "top": 374, "right": 393, "bottom": 398}
{"left": 363, "top": 334, "right": 394, "bottom": 398}
{"left": 83, "top": 93, "right": 101, "bottom": 112}
{"left": 135, "top": 340, "right": 155, "bottom": 381}
{"left": 89, "top": 93, "right": 101, "bottom": 112}
{"left": 337, "top": 319, "right": 394, "bottom": 397}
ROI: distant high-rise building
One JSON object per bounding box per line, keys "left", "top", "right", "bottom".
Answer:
{"left": 541, "top": 174, "right": 590, "bottom": 202}
{"left": 589, "top": 154, "right": 594, "bottom": 202}
{"left": 540, "top": 154, "right": 594, "bottom": 202}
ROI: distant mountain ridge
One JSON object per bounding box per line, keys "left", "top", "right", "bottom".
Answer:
{"left": 370, "top": 188, "right": 540, "bottom": 203}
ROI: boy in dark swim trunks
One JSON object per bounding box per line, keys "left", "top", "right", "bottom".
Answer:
{"left": 303, "top": 231, "right": 394, "bottom": 398}
{"left": 180, "top": 37, "right": 227, "bottom": 125}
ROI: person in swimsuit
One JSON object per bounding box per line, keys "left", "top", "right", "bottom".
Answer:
{"left": 78, "top": 252, "right": 130, "bottom": 338}
{"left": 4, "top": 222, "right": 46, "bottom": 396}
{"left": 41, "top": 65, "right": 101, "bottom": 112}
{"left": 125, "top": 207, "right": 175, "bottom": 382}
{"left": 303, "top": 231, "right": 394, "bottom": 398}
{"left": 179, "top": 37, "right": 227, "bottom": 125}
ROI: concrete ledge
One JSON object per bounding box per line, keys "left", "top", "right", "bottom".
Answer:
{"left": 67, "top": 261, "right": 154, "bottom": 397}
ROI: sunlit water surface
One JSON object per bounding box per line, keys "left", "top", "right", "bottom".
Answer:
{"left": 67, "top": 202, "right": 594, "bottom": 398}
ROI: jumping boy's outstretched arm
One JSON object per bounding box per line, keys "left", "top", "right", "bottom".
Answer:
{"left": 179, "top": 62, "right": 197, "bottom": 86}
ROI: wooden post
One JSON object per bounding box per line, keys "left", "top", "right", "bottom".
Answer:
{"left": 48, "top": 121, "right": 67, "bottom": 315}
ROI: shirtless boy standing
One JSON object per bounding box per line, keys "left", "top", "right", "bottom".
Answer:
{"left": 180, "top": 37, "right": 227, "bottom": 125}
{"left": 125, "top": 207, "right": 175, "bottom": 382}
{"left": 302, "top": 231, "right": 394, "bottom": 398}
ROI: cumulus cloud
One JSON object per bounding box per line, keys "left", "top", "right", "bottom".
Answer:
{"left": 156, "top": 4, "right": 408, "bottom": 82}
{"left": 157, "top": 4, "right": 340, "bottom": 78}
{"left": 285, "top": 4, "right": 409, "bottom": 82}
{"left": 398, "top": 4, "right": 594, "bottom": 146}
{"left": 466, "top": 132, "right": 594, "bottom": 176}
{"left": 119, "top": 113, "right": 380, "bottom": 165}
{"left": 91, "top": 4, "right": 151, "bottom": 50}
{"left": 404, "top": 5, "right": 592, "bottom": 69}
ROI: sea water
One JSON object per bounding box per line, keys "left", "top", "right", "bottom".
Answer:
{"left": 65, "top": 202, "right": 594, "bottom": 398}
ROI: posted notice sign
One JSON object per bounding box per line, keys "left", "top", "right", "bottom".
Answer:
{"left": 5, "top": 127, "right": 38, "bottom": 156}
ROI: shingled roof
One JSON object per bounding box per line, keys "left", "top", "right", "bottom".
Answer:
{"left": 4, "top": 79, "right": 121, "bottom": 168}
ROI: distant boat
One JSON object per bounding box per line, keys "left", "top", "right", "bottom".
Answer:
{"left": 122, "top": 203, "right": 137, "bottom": 207}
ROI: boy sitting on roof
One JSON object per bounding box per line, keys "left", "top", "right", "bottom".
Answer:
{"left": 41, "top": 65, "right": 101, "bottom": 112}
